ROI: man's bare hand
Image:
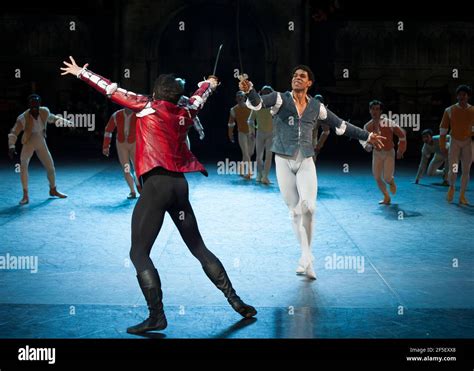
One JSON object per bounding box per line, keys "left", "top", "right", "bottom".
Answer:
{"left": 368, "top": 133, "right": 386, "bottom": 150}
{"left": 102, "top": 148, "right": 110, "bottom": 157}
{"left": 239, "top": 79, "right": 252, "bottom": 93}
{"left": 207, "top": 75, "right": 219, "bottom": 90}
{"left": 60, "top": 56, "right": 89, "bottom": 77}
{"left": 396, "top": 151, "right": 404, "bottom": 160}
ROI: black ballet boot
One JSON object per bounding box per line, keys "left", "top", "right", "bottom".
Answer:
{"left": 127, "top": 269, "right": 168, "bottom": 334}
{"left": 202, "top": 260, "right": 257, "bottom": 319}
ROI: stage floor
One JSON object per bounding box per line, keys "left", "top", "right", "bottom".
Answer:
{"left": 0, "top": 158, "right": 472, "bottom": 338}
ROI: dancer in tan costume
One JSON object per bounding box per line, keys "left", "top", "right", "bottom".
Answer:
{"left": 8, "top": 94, "right": 68, "bottom": 205}
{"left": 440, "top": 85, "right": 474, "bottom": 205}
{"left": 363, "top": 100, "right": 406, "bottom": 205}
{"left": 228, "top": 91, "right": 254, "bottom": 179}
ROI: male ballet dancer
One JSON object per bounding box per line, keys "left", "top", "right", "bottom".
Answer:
{"left": 103, "top": 108, "right": 141, "bottom": 199}
{"left": 239, "top": 65, "right": 385, "bottom": 279}
{"left": 414, "top": 129, "right": 449, "bottom": 185}
{"left": 363, "top": 100, "right": 406, "bottom": 205}
{"left": 8, "top": 94, "right": 68, "bottom": 205}
{"left": 228, "top": 91, "right": 254, "bottom": 179}
{"left": 247, "top": 85, "right": 274, "bottom": 184}
{"left": 61, "top": 56, "right": 256, "bottom": 334}
{"left": 440, "top": 84, "right": 474, "bottom": 205}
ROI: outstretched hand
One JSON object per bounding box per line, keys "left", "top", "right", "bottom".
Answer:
{"left": 60, "top": 56, "right": 89, "bottom": 77}
{"left": 368, "top": 133, "right": 386, "bottom": 150}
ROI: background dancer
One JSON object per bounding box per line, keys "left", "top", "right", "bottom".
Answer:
{"left": 440, "top": 84, "right": 474, "bottom": 205}
{"left": 228, "top": 91, "right": 254, "bottom": 179}
{"left": 103, "top": 108, "right": 141, "bottom": 199}
{"left": 8, "top": 94, "right": 68, "bottom": 205}
{"left": 363, "top": 100, "right": 407, "bottom": 205}
{"left": 414, "top": 129, "right": 449, "bottom": 185}
{"left": 247, "top": 85, "right": 274, "bottom": 184}
{"left": 239, "top": 65, "right": 385, "bottom": 280}
{"left": 61, "top": 56, "right": 256, "bottom": 335}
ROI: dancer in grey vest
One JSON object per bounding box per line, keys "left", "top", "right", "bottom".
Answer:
{"left": 239, "top": 65, "right": 385, "bottom": 279}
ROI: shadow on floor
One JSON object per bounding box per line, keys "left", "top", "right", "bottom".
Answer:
{"left": 212, "top": 317, "right": 258, "bottom": 338}
{"left": 375, "top": 204, "right": 423, "bottom": 220}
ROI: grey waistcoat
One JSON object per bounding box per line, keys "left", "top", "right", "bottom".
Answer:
{"left": 246, "top": 89, "right": 370, "bottom": 157}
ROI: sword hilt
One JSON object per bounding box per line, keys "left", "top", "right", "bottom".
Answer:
{"left": 238, "top": 73, "right": 248, "bottom": 81}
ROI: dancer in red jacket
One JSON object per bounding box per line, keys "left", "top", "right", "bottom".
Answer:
{"left": 103, "top": 108, "right": 141, "bottom": 199}
{"left": 61, "top": 56, "right": 256, "bottom": 334}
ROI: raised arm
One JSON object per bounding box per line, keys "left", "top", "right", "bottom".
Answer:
{"left": 45, "top": 108, "right": 73, "bottom": 126}
{"left": 238, "top": 78, "right": 278, "bottom": 110}
{"left": 320, "top": 106, "right": 385, "bottom": 149}
{"left": 61, "top": 56, "right": 150, "bottom": 112}
{"left": 245, "top": 89, "right": 278, "bottom": 111}
{"left": 322, "top": 106, "right": 367, "bottom": 140}
{"left": 186, "top": 76, "right": 218, "bottom": 117}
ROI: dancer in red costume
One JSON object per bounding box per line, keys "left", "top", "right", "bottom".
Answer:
{"left": 103, "top": 108, "right": 141, "bottom": 199}
{"left": 61, "top": 56, "right": 256, "bottom": 334}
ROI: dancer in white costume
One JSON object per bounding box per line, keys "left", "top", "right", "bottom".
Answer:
{"left": 8, "top": 94, "right": 69, "bottom": 205}
{"left": 239, "top": 65, "right": 385, "bottom": 279}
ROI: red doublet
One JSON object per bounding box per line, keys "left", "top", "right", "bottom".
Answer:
{"left": 135, "top": 100, "right": 207, "bottom": 177}
{"left": 78, "top": 69, "right": 213, "bottom": 178}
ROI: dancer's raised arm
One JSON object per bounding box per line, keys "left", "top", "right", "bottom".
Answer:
{"left": 61, "top": 56, "right": 150, "bottom": 112}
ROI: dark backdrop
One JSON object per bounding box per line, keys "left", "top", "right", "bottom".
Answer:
{"left": 1, "top": 0, "right": 473, "bottom": 164}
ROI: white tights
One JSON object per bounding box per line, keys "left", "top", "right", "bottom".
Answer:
{"left": 275, "top": 150, "right": 317, "bottom": 267}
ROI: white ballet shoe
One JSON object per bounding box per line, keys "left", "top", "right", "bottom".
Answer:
{"left": 297, "top": 255, "right": 316, "bottom": 279}
{"left": 296, "top": 265, "right": 305, "bottom": 274}
{"left": 305, "top": 262, "right": 317, "bottom": 280}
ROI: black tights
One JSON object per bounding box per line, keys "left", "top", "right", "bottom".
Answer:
{"left": 130, "top": 167, "right": 220, "bottom": 273}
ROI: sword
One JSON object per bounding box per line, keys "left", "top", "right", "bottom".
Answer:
{"left": 236, "top": 0, "right": 248, "bottom": 82}
{"left": 212, "top": 44, "right": 223, "bottom": 76}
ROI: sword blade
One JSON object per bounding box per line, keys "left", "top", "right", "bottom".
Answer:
{"left": 212, "top": 44, "right": 223, "bottom": 76}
